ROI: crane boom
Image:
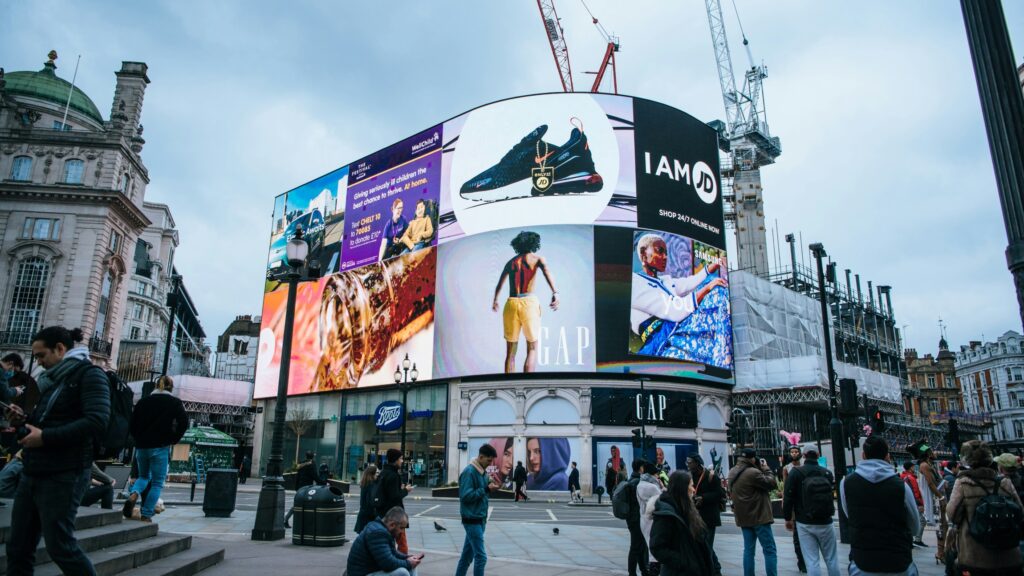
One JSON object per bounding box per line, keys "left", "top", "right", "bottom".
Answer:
{"left": 705, "top": 0, "right": 744, "bottom": 133}
{"left": 537, "top": 0, "right": 574, "bottom": 92}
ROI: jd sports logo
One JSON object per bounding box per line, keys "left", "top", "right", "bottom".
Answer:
{"left": 643, "top": 152, "right": 718, "bottom": 205}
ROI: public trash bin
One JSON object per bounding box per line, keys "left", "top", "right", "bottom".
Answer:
{"left": 292, "top": 484, "right": 346, "bottom": 547}
{"left": 203, "top": 468, "right": 238, "bottom": 518}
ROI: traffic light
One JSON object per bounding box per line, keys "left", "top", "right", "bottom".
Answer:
{"left": 839, "top": 378, "right": 858, "bottom": 415}
{"left": 868, "top": 406, "right": 886, "bottom": 434}
{"left": 726, "top": 422, "right": 737, "bottom": 444}
{"left": 631, "top": 428, "right": 642, "bottom": 449}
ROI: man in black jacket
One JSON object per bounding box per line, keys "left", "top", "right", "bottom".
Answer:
{"left": 624, "top": 459, "right": 648, "bottom": 576}
{"left": 568, "top": 461, "right": 581, "bottom": 503}
{"left": 513, "top": 461, "right": 528, "bottom": 501}
{"left": 689, "top": 454, "right": 724, "bottom": 576}
{"left": 122, "top": 375, "right": 188, "bottom": 522}
{"left": 376, "top": 449, "right": 414, "bottom": 553}
{"left": 6, "top": 326, "right": 110, "bottom": 576}
{"left": 782, "top": 447, "right": 839, "bottom": 576}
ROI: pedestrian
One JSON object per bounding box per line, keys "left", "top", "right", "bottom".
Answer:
{"left": 941, "top": 460, "right": 959, "bottom": 502}
{"left": 82, "top": 463, "right": 115, "bottom": 509}
{"left": 782, "top": 447, "right": 839, "bottom": 576}
{"left": 238, "top": 454, "right": 251, "bottom": 484}
{"left": 994, "top": 452, "right": 1024, "bottom": 558}
{"left": 122, "top": 375, "right": 188, "bottom": 523}
{"left": 5, "top": 326, "right": 110, "bottom": 576}
{"left": 638, "top": 460, "right": 665, "bottom": 575}
{"left": 456, "top": 443, "right": 500, "bottom": 576}
{"left": 899, "top": 460, "right": 927, "bottom": 547}
{"left": 1, "top": 353, "right": 39, "bottom": 416}
{"left": 568, "top": 461, "right": 581, "bottom": 503}
{"left": 946, "top": 440, "right": 1023, "bottom": 575}
{"left": 917, "top": 445, "right": 947, "bottom": 560}
{"left": 354, "top": 464, "right": 379, "bottom": 533}
{"left": 624, "top": 459, "right": 649, "bottom": 576}
{"left": 782, "top": 444, "right": 807, "bottom": 574}
{"left": 649, "top": 470, "right": 714, "bottom": 576}
{"left": 376, "top": 449, "right": 414, "bottom": 554}
{"left": 0, "top": 451, "right": 23, "bottom": 498}
{"left": 727, "top": 447, "right": 778, "bottom": 576}
{"left": 839, "top": 435, "right": 920, "bottom": 576}
{"left": 688, "top": 455, "right": 723, "bottom": 576}
{"left": 513, "top": 460, "right": 528, "bottom": 502}
{"left": 346, "top": 506, "right": 423, "bottom": 576}
{"left": 296, "top": 450, "right": 319, "bottom": 488}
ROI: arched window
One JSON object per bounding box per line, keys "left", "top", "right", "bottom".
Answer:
{"left": 6, "top": 257, "right": 51, "bottom": 344}
{"left": 63, "top": 159, "right": 84, "bottom": 184}
{"left": 10, "top": 156, "right": 32, "bottom": 181}
{"left": 470, "top": 398, "right": 516, "bottom": 425}
{"left": 525, "top": 397, "right": 578, "bottom": 425}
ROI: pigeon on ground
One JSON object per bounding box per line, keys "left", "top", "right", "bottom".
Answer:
{"left": 434, "top": 521, "right": 447, "bottom": 532}
{"left": 552, "top": 527, "right": 559, "bottom": 535}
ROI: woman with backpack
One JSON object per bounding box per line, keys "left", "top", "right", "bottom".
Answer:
{"left": 353, "top": 464, "right": 379, "bottom": 533}
{"left": 649, "top": 470, "right": 714, "bottom": 576}
{"left": 946, "top": 440, "right": 1023, "bottom": 575}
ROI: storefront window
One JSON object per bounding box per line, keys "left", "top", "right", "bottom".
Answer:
{"left": 260, "top": 395, "right": 341, "bottom": 476}
{"left": 340, "top": 384, "right": 448, "bottom": 487}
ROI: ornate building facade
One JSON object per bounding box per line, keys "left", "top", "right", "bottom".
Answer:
{"left": 955, "top": 331, "right": 1024, "bottom": 449}
{"left": 904, "top": 338, "right": 962, "bottom": 418}
{"left": 0, "top": 53, "right": 152, "bottom": 367}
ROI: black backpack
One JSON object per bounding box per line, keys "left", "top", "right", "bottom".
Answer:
{"left": 799, "top": 466, "right": 835, "bottom": 522}
{"left": 97, "top": 370, "right": 133, "bottom": 460}
{"left": 968, "top": 475, "right": 1023, "bottom": 550}
{"left": 612, "top": 477, "right": 640, "bottom": 520}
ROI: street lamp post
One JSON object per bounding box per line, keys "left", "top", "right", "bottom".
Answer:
{"left": 393, "top": 353, "right": 418, "bottom": 466}
{"left": 161, "top": 274, "right": 182, "bottom": 377}
{"left": 252, "top": 227, "right": 309, "bottom": 541}
{"left": 809, "top": 242, "right": 849, "bottom": 543}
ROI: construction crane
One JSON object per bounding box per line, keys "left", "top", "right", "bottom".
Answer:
{"left": 536, "top": 0, "right": 620, "bottom": 93}
{"left": 705, "top": 0, "right": 781, "bottom": 277}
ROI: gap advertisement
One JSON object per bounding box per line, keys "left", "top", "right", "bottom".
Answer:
{"left": 594, "top": 439, "right": 698, "bottom": 491}
{"left": 434, "top": 225, "right": 595, "bottom": 378}
{"left": 469, "top": 437, "right": 582, "bottom": 491}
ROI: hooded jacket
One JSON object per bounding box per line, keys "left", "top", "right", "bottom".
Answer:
{"left": 946, "top": 467, "right": 1023, "bottom": 572}
{"left": 649, "top": 492, "right": 714, "bottom": 576}
{"left": 727, "top": 459, "right": 776, "bottom": 527}
{"left": 840, "top": 458, "right": 920, "bottom": 574}
{"left": 525, "top": 438, "right": 570, "bottom": 491}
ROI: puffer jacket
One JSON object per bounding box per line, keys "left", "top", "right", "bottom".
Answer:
{"left": 649, "top": 492, "right": 714, "bottom": 576}
{"left": 727, "top": 459, "right": 776, "bottom": 527}
{"left": 946, "top": 467, "right": 1023, "bottom": 572}
{"left": 23, "top": 359, "right": 110, "bottom": 476}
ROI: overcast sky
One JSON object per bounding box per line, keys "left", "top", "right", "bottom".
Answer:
{"left": 4, "top": 1, "right": 1023, "bottom": 356}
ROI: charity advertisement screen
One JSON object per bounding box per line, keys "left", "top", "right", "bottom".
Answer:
{"left": 254, "top": 93, "right": 732, "bottom": 398}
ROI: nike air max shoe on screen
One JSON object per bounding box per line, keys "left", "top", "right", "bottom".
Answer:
{"left": 460, "top": 125, "right": 556, "bottom": 199}
{"left": 530, "top": 126, "right": 603, "bottom": 196}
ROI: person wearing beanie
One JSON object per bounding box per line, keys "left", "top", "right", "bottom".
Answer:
{"left": 947, "top": 440, "right": 1023, "bottom": 574}
{"left": 375, "top": 448, "right": 414, "bottom": 554}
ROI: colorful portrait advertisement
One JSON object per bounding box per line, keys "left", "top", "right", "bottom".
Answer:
{"left": 594, "top": 226, "right": 733, "bottom": 383}
{"left": 467, "top": 437, "right": 515, "bottom": 490}
{"left": 630, "top": 229, "right": 732, "bottom": 370}
{"left": 438, "top": 93, "right": 629, "bottom": 244}
{"left": 254, "top": 247, "right": 436, "bottom": 399}
{"left": 525, "top": 437, "right": 581, "bottom": 491}
{"left": 340, "top": 125, "right": 442, "bottom": 272}
{"left": 266, "top": 166, "right": 348, "bottom": 285}
{"left": 595, "top": 441, "right": 634, "bottom": 492}
{"left": 434, "top": 225, "right": 595, "bottom": 378}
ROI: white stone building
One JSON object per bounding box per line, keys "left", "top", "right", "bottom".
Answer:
{"left": 214, "top": 315, "right": 260, "bottom": 383}
{"left": 954, "top": 330, "right": 1024, "bottom": 448}
{"left": 0, "top": 52, "right": 152, "bottom": 367}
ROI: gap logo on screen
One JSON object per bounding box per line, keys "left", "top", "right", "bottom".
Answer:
{"left": 642, "top": 152, "right": 718, "bottom": 205}
{"left": 374, "top": 401, "right": 405, "bottom": 432}
{"left": 536, "top": 325, "right": 591, "bottom": 367}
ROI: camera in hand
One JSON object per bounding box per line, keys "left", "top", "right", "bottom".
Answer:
{"left": 15, "top": 426, "right": 29, "bottom": 440}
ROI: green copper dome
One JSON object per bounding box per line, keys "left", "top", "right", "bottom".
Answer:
{"left": 4, "top": 58, "right": 104, "bottom": 125}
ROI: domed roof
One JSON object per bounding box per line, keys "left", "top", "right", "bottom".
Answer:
{"left": 3, "top": 54, "right": 103, "bottom": 125}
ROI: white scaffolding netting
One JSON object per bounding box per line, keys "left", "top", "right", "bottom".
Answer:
{"left": 126, "top": 375, "right": 254, "bottom": 407}
{"left": 730, "top": 271, "right": 901, "bottom": 403}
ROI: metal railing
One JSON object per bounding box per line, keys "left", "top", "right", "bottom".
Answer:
{"left": 88, "top": 337, "right": 113, "bottom": 357}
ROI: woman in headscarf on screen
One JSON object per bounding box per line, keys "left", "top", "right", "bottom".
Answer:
{"left": 487, "top": 437, "right": 514, "bottom": 489}
{"left": 526, "top": 437, "right": 571, "bottom": 491}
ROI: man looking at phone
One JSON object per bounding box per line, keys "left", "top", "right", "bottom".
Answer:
{"left": 376, "top": 449, "right": 414, "bottom": 554}
{"left": 728, "top": 447, "right": 779, "bottom": 576}
{"left": 346, "top": 506, "right": 422, "bottom": 576}
{"left": 456, "top": 443, "right": 500, "bottom": 576}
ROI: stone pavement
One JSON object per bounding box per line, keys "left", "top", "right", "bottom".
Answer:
{"left": 151, "top": 484, "right": 950, "bottom": 576}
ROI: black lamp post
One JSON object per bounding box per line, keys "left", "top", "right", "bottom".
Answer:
{"left": 393, "top": 354, "right": 419, "bottom": 464}
{"left": 161, "top": 274, "right": 182, "bottom": 377}
{"left": 809, "top": 242, "right": 849, "bottom": 542}
{"left": 252, "top": 227, "right": 309, "bottom": 541}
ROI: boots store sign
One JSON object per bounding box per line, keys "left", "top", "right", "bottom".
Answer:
{"left": 374, "top": 400, "right": 405, "bottom": 432}
{"left": 590, "top": 388, "right": 698, "bottom": 429}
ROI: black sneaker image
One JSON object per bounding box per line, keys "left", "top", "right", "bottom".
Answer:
{"left": 530, "top": 126, "right": 603, "bottom": 196}
{"left": 460, "top": 125, "right": 557, "bottom": 200}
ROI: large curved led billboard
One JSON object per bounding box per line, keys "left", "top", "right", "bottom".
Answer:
{"left": 255, "top": 93, "right": 731, "bottom": 399}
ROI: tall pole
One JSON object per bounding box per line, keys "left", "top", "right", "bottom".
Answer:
{"left": 252, "top": 268, "right": 300, "bottom": 541}
{"left": 811, "top": 243, "right": 849, "bottom": 542}
{"left": 161, "top": 275, "right": 181, "bottom": 377}
{"left": 961, "top": 0, "right": 1024, "bottom": 330}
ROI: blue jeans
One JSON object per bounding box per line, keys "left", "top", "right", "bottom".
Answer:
{"left": 741, "top": 523, "right": 777, "bottom": 576}
{"left": 130, "top": 446, "right": 170, "bottom": 518}
{"left": 6, "top": 468, "right": 96, "bottom": 576}
{"left": 455, "top": 522, "right": 487, "bottom": 576}
{"left": 796, "top": 522, "right": 840, "bottom": 576}
{"left": 367, "top": 569, "right": 416, "bottom": 576}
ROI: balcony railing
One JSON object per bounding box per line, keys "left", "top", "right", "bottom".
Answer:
{"left": 88, "top": 337, "right": 113, "bottom": 357}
